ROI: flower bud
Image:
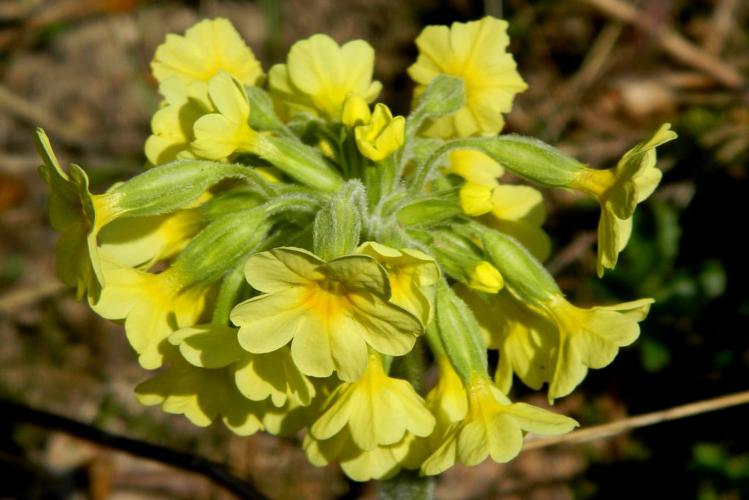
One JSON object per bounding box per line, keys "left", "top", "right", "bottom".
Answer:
{"left": 468, "top": 261, "right": 504, "bottom": 294}
{"left": 354, "top": 103, "right": 405, "bottom": 161}
{"left": 313, "top": 180, "right": 364, "bottom": 260}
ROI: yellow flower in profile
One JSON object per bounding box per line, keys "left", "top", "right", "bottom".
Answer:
{"left": 357, "top": 241, "right": 440, "bottom": 324}
{"left": 168, "top": 324, "right": 316, "bottom": 407}
{"left": 421, "top": 374, "right": 577, "bottom": 475}
{"left": 310, "top": 353, "right": 435, "bottom": 449}
{"left": 542, "top": 296, "right": 654, "bottom": 402}
{"left": 354, "top": 104, "right": 406, "bottom": 162}
{"left": 304, "top": 353, "right": 434, "bottom": 480}
{"left": 230, "top": 248, "right": 423, "bottom": 381}
{"left": 450, "top": 150, "right": 551, "bottom": 261}
{"left": 408, "top": 16, "right": 527, "bottom": 138}
{"left": 136, "top": 356, "right": 264, "bottom": 436}
{"left": 151, "top": 18, "right": 263, "bottom": 91}
{"left": 35, "top": 129, "right": 120, "bottom": 300}
{"left": 91, "top": 259, "right": 213, "bottom": 369}
{"left": 191, "top": 71, "right": 257, "bottom": 161}
{"left": 268, "top": 34, "right": 382, "bottom": 120}
{"left": 570, "top": 124, "right": 677, "bottom": 276}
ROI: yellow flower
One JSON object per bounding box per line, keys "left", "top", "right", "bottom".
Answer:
{"left": 191, "top": 71, "right": 257, "bottom": 161}
{"left": 354, "top": 104, "right": 406, "bottom": 162}
{"left": 542, "top": 296, "right": 653, "bottom": 402}
{"left": 229, "top": 247, "right": 423, "bottom": 381}
{"left": 310, "top": 353, "right": 435, "bottom": 449}
{"left": 151, "top": 18, "right": 263, "bottom": 91}
{"left": 304, "top": 353, "right": 434, "bottom": 480}
{"left": 136, "top": 356, "right": 264, "bottom": 436}
{"left": 408, "top": 17, "right": 527, "bottom": 138}
{"left": 357, "top": 241, "right": 440, "bottom": 324}
{"left": 169, "top": 324, "right": 316, "bottom": 407}
{"left": 451, "top": 150, "right": 551, "bottom": 261}
{"left": 91, "top": 259, "right": 213, "bottom": 369}
{"left": 268, "top": 34, "right": 382, "bottom": 120}
{"left": 36, "top": 129, "right": 120, "bottom": 300}
{"left": 421, "top": 374, "right": 577, "bottom": 475}
{"left": 570, "top": 124, "right": 677, "bottom": 276}
{"left": 468, "top": 261, "right": 504, "bottom": 294}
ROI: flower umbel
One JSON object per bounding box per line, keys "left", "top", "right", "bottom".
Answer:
{"left": 37, "top": 15, "right": 676, "bottom": 483}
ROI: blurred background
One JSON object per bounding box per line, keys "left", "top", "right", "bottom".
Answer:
{"left": 0, "top": 0, "right": 748, "bottom": 498}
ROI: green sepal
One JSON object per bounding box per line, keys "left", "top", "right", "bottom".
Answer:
{"left": 477, "top": 224, "right": 560, "bottom": 304}
{"left": 409, "top": 135, "right": 586, "bottom": 193}
{"left": 395, "top": 193, "right": 461, "bottom": 227}
{"left": 432, "top": 280, "right": 488, "bottom": 383}
{"left": 173, "top": 208, "right": 271, "bottom": 285}
{"left": 253, "top": 134, "right": 343, "bottom": 192}
{"left": 110, "top": 160, "right": 274, "bottom": 217}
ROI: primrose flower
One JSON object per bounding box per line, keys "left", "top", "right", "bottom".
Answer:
{"left": 230, "top": 248, "right": 423, "bottom": 381}
{"left": 168, "top": 324, "right": 316, "bottom": 407}
{"left": 304, "top": 353, "right": 434, "bottom": 479}
{"left": 570, "top": 124, "right": 677, "bottom": 276}
{"left": 408, "top": 17, "right": 527, "bottom": 138}
{"left": 310, "top": 353, "right": 435, "bottom": 449}
{"left": 151, "top": 18, "right": 264, "bottom": 93}
{"left": 36, "top": 130, "right": 121, "bottom": 300}
{"left": 136, "top": 356, "right": 264, "bottom": 436}
{"left": 421, "top": 374, "right": 577, "bottom": 475}
{"left": 269, "top": 34, "right": 382, "bottom": 120}
{"left": 354, "top": 104, "right": 406, "bottom": 162}
{"left": 541, "top": 296, "right": 654, "bottom": 402}
{"left": 92, "top": 260, "right": 214, "bottom": 369}
{"left": 357, "top": 241, "right": 440, "bottom": 324}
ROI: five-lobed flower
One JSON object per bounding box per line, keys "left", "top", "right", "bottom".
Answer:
{"left": 230, "top": 247, "right": 424, "bottom": 382}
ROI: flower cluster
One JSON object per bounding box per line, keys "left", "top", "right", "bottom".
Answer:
{"left": 38, "top": 16, "right": 675, "bottom": 481}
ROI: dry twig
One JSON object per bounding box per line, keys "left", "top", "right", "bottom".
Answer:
{"left": 524, "top": 389, "right": 749, "bottom": 450}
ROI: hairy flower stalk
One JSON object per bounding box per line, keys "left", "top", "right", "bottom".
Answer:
{"left": 38, "top": 15, "right": 675, "bottom": 490}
